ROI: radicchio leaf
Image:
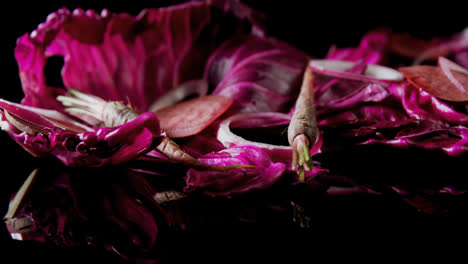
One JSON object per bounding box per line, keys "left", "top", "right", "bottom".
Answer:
{"left": 204, "top": 35, "right": 309, "bottom": 113}
{"left": 325, "top": 30, "right": 389, "bottom": 64}
{"left": 185, "top": 145, "right": 286, "bottom": 196}
{"left": 6, "top": 1, "right": 260, "bottom": 166}
{"left": 15, "top": 1, "right": 254, "bottom": 113}
{"left": 0, "top": 99, "right": 161, "bottom": 166}
{"left": 389, "top": 80, "right": 468, "bottom": 126}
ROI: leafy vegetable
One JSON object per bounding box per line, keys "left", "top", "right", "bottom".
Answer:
{"left": 205, "top": 35, "right": 309, "bottom": 113}
{"left": 4, "top": 1, "right": 258, "bottom": 166}
{"left": 185, "top": 145, "right": 286, "bottom": 196}
{"left": 16, "top": 1, "right": 254, "bottom": 112}
{"left": 0, "top": 99, "right": 161, "bottom": 166}
{"left": 325, "top": 30, "right": 389, "bottom": 64}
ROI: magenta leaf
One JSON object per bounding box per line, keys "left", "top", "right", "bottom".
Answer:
{"left": 325, "top": 30, "right": 389, "bottom": 64}
{"left": 0, "top": 99, "right": 161, "bottom": 166}
{"left": 15, "top": 1, "right": 254, "bottom": 112}
{"left": 185, "top": 145, "right": 286, "bottom": 196}
{"left": 6, "top": 1, "right": 259, "bottom": 166}
{"left": 205, "top": 35, "right": 309, "bottom": 113}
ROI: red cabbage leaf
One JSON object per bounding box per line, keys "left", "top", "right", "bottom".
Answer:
{"left": 0, "top": 99, "right": 161, "bottom": 166}
{"left": 204, "top": 35, "right": 309, "bottom": 113}
{"left": 185, "top": 145, "right": 286, "bottom": 196}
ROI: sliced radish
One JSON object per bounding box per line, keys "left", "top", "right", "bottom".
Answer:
{"left": 308, "top": 59, "right": 404, "bottom": 83}
{"left": 438, "top": 56, "right": 468, "bottom": 96}
{"left": 217, "top": 112, "right": 292, "bottom": 150}
{"left": 154, "top": 95, "right": 233, "bottom": 138}
{"left": 399, "top": 65, "right": 468, "bottom": 102}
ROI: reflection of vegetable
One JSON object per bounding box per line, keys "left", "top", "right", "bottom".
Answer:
{"left": 4, "top": 167, "right": 166, "bottom": 263}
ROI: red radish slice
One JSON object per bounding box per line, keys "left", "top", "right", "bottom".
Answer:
{"left": 308, "top": 59, "right": 404, "bottom": 83}
{"left": 218, "top": 112, "right": 293, "bottom": 150}
{"left": 154, "top": 95, "right": 233, "bottom": 138}
{"left": 438, "top": 56, "right": 468, "bottom": 96}
{"left": 399, "top": 65, "right": 468, "bottom": 102}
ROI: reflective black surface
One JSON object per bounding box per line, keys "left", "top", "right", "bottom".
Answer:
{"left": 2, "top": 1, "right": 468, "bottom": 263}
{"left": 2, "top": 154, "right": 468, "bottom": 263}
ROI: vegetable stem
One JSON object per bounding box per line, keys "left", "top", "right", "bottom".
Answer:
{"left": 57, "top": 89, "right": 254, "bottom": 172}
{"left": 288, "top": 65, "right": 318, "bottom": 180}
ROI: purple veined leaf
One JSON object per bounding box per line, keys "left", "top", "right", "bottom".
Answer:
{"left": 0, "top": 99, "right": 91, "bottom": 133}
{"left": 185, "top": 145, "right": 287, "bottom": 196}
{"left": 388, "top": 82, "right": 468, "bottom": 126}
{"left": 6, "top": 0, "right": 262, "bottom": 167}
{"left": 204, "top": 35, "right": 309, "bottom": 113}
{"left": 310, "top": 59, "right": 399, "bottom": 113}
{"left": 0, "top": 98, "right": 162, "bottom": 166}
{"left": 413, "top": 27, "right": 468, "bottom": 65}
{"left": 357, "top": 119, "right": 468, "bottom": 156}
{"left": 316, "top": 82, "right": 390, "bottom": 110}
{"left": 387, "top": 27, "right": 468, "bottom": 65}
{"left": 15, "top": 1, "right": 257, "bottom": 112}
{"left": 325, "top": 30, "right": 389, "bottom": 64}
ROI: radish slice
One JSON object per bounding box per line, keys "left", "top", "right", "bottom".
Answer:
{"left": 308, "top": 59, "right": 404, "bottom": 83}
{"left": 438, "top": 56, "right": 468, "bottom": 96}
{"left": 217, "top": 112, "right": 292, "bottom": 150}
{"left": 399, "top": 65, "right": 468, "bottom": 102}
{"left": 154, "top": 95, "right": 233, "bottom": 138}
{"left": 217, "top": 112, "right": 323, "bottom": 166}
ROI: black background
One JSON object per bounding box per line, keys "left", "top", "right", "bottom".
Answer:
{"left": 1, "top": 1, "right": 467, "bottom": 263}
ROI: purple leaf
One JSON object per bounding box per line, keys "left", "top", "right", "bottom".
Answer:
{"left": 15, "top": 1, "right": 254, "bottom": 112}
{"left": 205, "top": 36, "right": 309, "bottom": 113}
{"left": 0, "top": 99, "right": 161, "bottom": 166}
{"left": 185, "top": 145, "right": 286, "bottom": 196}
